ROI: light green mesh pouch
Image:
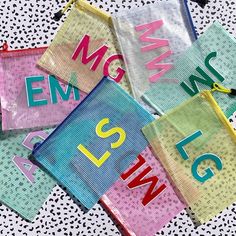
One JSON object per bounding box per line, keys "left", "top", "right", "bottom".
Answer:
{"left": 142, "top": 90, "right": 236, "bottom": 223}
{"left": 0, "top": 125, "right": 55, "bottom": 221}
{"left": 143, "top": 21, "right": 236, "bottom": 118}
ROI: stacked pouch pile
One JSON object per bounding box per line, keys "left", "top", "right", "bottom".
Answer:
{"left": 0, "top": 0, "right": 235, "bottom": 235}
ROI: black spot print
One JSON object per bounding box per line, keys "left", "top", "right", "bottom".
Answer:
{"left": 188, "top": 0, "right": 236, "bottom": 37}
{"left": 0, "top": 0, "right": 235, "bottom": 235}
{"left": 190, "top": 0, "right": 209, "bottom": 9}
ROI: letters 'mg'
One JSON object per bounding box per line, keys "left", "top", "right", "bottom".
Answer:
{"left": 77, "top": 118, "right": 126, "bottom": 167}
{"left": 72, "top": 34, "right": 125, "bottom": 83}
{"left": 135, "top": 19, "right": 173, "bottom": 83}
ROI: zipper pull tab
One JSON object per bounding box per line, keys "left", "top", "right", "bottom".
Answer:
{"left": 211, "top": 83, "right": 236, "bottom": 96}
{"left": 190, "top": 0, "right": 209, "bottom": 9}
{"left": 53, "top": 0, "right": 77, "bottom": 21}
{"left": 230, "top": 89, "right": 236, "bottom": 96}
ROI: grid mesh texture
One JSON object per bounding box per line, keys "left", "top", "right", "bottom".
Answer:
{"left": 33, "top": 77, "right": 153, "bottom": 209}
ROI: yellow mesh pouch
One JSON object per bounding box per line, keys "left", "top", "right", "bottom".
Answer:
{"left": 37, "top": 0, "right": 131, "bottom": 94}
{"left": 142, "top": 90, "right": 236, "bottom": 223}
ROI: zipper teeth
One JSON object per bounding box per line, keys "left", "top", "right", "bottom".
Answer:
{"left": 76, "top": 0, "right": 111, "bottom": 22}
{"left": 183, "top": 0, "right": 198, "bottom": 40}
{"left": 0, "top": 47, "right": 48, "bottom": 58}
{"left": 61, "top": 0, "right": 77, "bottom": 14}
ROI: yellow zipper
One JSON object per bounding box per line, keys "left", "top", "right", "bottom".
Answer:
{"left": 204, "top": 90, "right": 236, "bottom": 142}
{"left": 53, "top": 0, "right": 111, "bottom": 24}
{"left": 76, "top": 0, "right": 111, "bottom": 23}
{"left": 53, "top": 0, "right": 77, "bottom": 21}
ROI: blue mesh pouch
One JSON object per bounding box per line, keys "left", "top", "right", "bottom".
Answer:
{"left": 32, "top": 77, "right": 153, "bottom": 209}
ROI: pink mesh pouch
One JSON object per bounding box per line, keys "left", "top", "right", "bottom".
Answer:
{"left": 101, "top": 146, "right": 185, "bottom": 236}
{"left": 0, "top": 48, "right": 86, "bottom": 130}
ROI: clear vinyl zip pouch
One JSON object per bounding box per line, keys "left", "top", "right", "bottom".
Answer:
{"left": 142, "top": 22, "right": 236, "bottom": 119}
{"left": 0, "top": 120, "right": 55, "bottom": 221}
{"left": 0, "top": 47, "right": 86, "bottom": 130}
{"left": 142, "top": 90, "right": 236, "bottom": 223}
{"left": 101, "top": 146, "right": 185, "bottom": 236}
{"left": 112, "top": 0, "right": 195, "bottom": 105}
{"left": 38, "top": 0, "right": 132, "bottom": 95}
{"left": 32, "top": 77, "right": 153, "bottom": 209}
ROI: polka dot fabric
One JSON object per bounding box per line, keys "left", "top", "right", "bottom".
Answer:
{"left": 0, "top": 185, "right": 123, "bottom": 236}
{"left": 187, "top": 0, "right": 236, "bottom": 38}
{"left": 0, "top": 0, "right": 236, "bottom": 235}
{"left": 229, "top": 111, "right": 236, "bottom": 130}
{"left": 187, "top": 0, "right": 236, "bottom": 129}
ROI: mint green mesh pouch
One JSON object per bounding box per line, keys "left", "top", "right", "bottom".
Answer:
{"left": 143, "top": 21, "right": 236, "bottom": 118}
{"left": 0, "top": 123, "right": 55, "bottom": 221}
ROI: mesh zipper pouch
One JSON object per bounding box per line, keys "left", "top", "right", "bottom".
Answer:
{"left": 0, "top": 121, "right": 55, "bottom": 221}
{"left": 112, "top": 0, "right": 195, "bottom": 105}
{"left": 143, "top": 21, "right": 236, "bottom": 118}
{"left": 0, "top": 48, "right": 86, "bottom": 130}
{"left": 32, "top": 77, "right": 153, "bottom": 209}
{"left": 101, "top": 146, "right": 185, "bottom": 236}
{"left": 142, "top": 90, "right": 236, "bottom": 223}
{"left": 37, "top": 0, "right": 131, "bottom": 95}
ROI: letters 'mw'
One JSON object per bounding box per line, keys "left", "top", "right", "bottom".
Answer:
{"left": 135, "top": 19, "right": 173, "bottom": 82}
